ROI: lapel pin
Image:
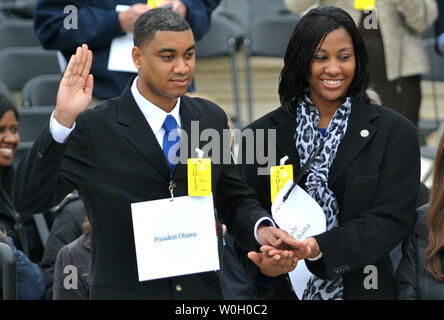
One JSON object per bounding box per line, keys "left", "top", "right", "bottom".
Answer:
{"left": 360, "top": 129, "right": 369, "bottom": 138}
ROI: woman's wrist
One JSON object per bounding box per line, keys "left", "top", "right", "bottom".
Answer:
{"left": 306, "top": 237, "right": 321, "bottom": 260}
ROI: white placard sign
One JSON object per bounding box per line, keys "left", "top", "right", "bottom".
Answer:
{"left": 108, "top": 5, "right": 138, "bottom": 73}
{"left": 271, "top": 180, "right": 326, "bottom": 299}
{"left": 131, "top": 195, "right": 220, "bottom": 281}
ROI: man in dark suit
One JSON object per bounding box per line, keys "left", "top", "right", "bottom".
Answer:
{"left": 13, "top": 8, "right": 304, "bottom": 299}
{"left": 436, "top": 0, "right": 444, "bottom": 54}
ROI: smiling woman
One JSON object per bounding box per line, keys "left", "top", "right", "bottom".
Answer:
{"left": 0, "top": 94, "right": 46, "bottom": 300}
{"left": 238, "top": 6, "right": 421, "bottom": 300}
{"left": 0, "top": 96, "right": 20, "bottom": 172}
{"left": 308, "top": 27, "right": 356, "bottom": 128}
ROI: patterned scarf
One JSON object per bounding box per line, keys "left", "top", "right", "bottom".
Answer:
{"left": 294, "top": 95, "right": 352, "bottom": 300}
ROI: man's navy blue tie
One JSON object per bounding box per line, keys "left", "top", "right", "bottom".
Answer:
{"left": 162, "top": 115, "right": 180, "bottom": 172}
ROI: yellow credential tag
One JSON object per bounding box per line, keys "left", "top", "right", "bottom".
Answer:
{"left": 354, "top": 0, "right": 375, "bottom": 11}
{"left": 147, "top": 0, "right": 164, "bottom": 8}
{"left": 270, "top": 165, "right": 293, "bottom": 203}
{"left": 188, "top": 158, "right": 212, "bottom": 196}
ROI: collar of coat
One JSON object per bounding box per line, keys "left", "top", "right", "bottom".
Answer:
{"left": 268, "top": 97, "right": 380, "bottom": 188}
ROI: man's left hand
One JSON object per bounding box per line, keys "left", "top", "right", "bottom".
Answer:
{"left": 248, "top": 245, "right": 298, "bottom": 277}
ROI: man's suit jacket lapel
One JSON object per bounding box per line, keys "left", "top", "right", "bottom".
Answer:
{"left": 117, "top": 83, "right": 171, "bottom": 180}
{"left": 329, "top": 99, "right": 380, "bottom": 187}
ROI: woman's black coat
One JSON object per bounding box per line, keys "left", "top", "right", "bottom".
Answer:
{"left": 238, "top": 98, "right": 421, "bottom": 299}
{"left": 396, "top": 204, "right": 444, "bottom": 299}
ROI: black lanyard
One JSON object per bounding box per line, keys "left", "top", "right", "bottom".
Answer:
{"left": 282, "top": 140, "right": 325, "bottom": 203}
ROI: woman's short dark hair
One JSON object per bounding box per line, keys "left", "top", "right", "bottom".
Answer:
{"left": 133, "top": 7, "right": 191, "bottom": 48}
{"left": 0, "top": 94, "right": 18, "bottom": 121}
{"left": 279, "top": 6, "right": 369, "bottom": 114}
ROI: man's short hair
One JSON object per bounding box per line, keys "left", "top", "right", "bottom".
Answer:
{"left": 133, "top": 8, "right": 191, "bottom": 48}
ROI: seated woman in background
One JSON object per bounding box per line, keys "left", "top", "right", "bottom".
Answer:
{"left": 396, "top": 133, "right": 444, "bottom": 300}
{"left": 0, "top": 94, "right": 45, "bottom": 300}
{"left": 239, "top": 6, "right": 420, "bottom": 300}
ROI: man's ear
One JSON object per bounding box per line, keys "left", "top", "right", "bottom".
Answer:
{"left": 132, "top": 46, "right": 142, "bottom": 70}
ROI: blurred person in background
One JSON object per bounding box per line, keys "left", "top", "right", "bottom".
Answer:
{"left": 39, "top": 192, "right": 87, "bottom": 300}
{"left": 53, "top": 217, "right": 91, "bottom": 300}
{"left": 396, "top": 132, "right": 444, "bottom": 299}
{"left": 436, "top": 0, "right": 444, "bottom": 54}
{"left": 0, "top": 227, "right": 45, "bottom": 300}
{"left": 34, "top": 0, "right": 221, "bottom": 101}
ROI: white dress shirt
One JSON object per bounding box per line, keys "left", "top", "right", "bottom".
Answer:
{"left": 130, "top": 76, "right": 181, "bottom": 148}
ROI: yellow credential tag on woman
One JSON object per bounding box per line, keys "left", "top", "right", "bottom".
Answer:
{"left": 188, "top": 158, "right": 212, "bottom": 196}
{"left": 147, "top": 0, "right": 164, "bottom": 8}
{"left": 354, "top": 0, "right": 375, "bottom": 11}
{"left": 270, "top": 165, "right": 293, "bottom": 203}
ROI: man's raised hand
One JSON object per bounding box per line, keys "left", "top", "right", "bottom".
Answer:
{"left": 54, "top": 44, "right": 93, "bottom": 128}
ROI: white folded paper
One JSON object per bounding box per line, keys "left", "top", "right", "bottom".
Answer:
{"left": 108, "top": 5, "right": 138, "bottom": 73}
{"left": 131, "top": 195, "right": 220, "bottom": 281}
{"left": 271, "top": 180, "right": 326, "bottom": 299}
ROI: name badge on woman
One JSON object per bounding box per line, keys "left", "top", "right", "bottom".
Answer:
{"left": 270, "top": 156, "right": 293, "bottom": 203}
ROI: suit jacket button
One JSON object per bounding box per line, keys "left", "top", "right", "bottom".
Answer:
{"left": 175, "top": 284, "right": 182, "bottom": 293}
{"left": 37, "top": 152, "right": 44, "bottom": 159}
